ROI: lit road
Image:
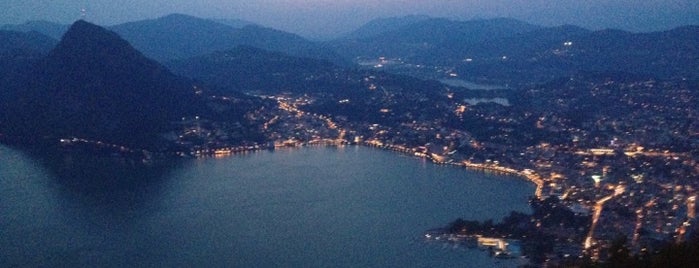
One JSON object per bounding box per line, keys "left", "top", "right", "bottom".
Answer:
{"left": 584, "top": 184, "right": 626, "bottom": 251}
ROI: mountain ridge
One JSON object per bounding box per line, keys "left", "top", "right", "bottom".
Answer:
{"left": 0, "top": 20, "right": 69, "bottom": 39}
{"left": 109, "top": 14, "right": 347, "bottom": 65}
{"left": 329, "top": 16, "right": 698, "bottom": 84}
{"left": 328, "top": 17, "right": 542, "bottom": 60}
{"left": 341, "top": 15, "right": 431, "bottom": 40}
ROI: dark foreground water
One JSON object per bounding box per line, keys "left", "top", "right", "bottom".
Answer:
{"left": 0, "top": 145, "right": 534, "bottom": 267}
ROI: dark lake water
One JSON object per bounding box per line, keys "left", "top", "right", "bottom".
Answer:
{"left": 0, "top": 145, "right": 534, "bottom": 267}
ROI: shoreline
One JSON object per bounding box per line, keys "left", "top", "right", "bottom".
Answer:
{"left": 2, "top": 135, "right": 544, "bottom": 199}
{"left": 362, "top": 141, "right": 544, "bottom": 199}
{"left": 197, "top": 141, "right": 542, "bottom": 195}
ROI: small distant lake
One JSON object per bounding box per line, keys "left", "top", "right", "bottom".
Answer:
{"left": 440, "top": 79, "right": 508, "bottom": 90}
{"left": 464, "top": 97, "right": 511, "bottom": 106}
{"left": 0, "top": 145, "right": 533, "bottom": 267}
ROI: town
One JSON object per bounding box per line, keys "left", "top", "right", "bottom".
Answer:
{"left": 51, "top": 70, "right": 698, "bottom": 266}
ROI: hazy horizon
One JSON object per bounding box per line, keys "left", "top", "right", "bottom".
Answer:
{"left": 2, "top": 0, "right": 698, "bottom": 39}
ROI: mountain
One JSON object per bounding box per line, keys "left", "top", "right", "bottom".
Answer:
{"left": 341, "top": 15, "right": 431, "bottom": 40}
{"left": 329, "top": 17, "right": 541, "bottom": 61}
{"left": 2, "top": 20, "right": 204, "bottom": 149}
{"left": 0, "top": 20, "right": 69, "bottom": 40}
{"left": 110, "top": 13, "right": 347, "bottom": 65}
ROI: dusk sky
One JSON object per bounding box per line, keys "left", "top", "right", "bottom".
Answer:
{"left": 2, "top": 0, "right": 698, "bottom": 38}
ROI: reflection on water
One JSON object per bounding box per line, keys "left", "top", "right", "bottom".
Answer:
{"left": 36, "top": 150, "right": 178, "bottom": 210}
{"left": 0, "top": 146, "right": 179, "bottom": 267}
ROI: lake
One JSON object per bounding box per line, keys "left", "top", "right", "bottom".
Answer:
{"left": 439, "top": 79, "right": 508, "bottom": 90}
{"left": 0, "top": 145, "right": 534, "bottom": 267}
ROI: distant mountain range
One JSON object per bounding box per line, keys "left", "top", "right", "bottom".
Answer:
{"left": 340, "top": 15, "right": 431, "bottom": 40}
{"left": 1, "top": 14, "right": 697, "bottom": 149}
{"left": 1, "top": 14, "right": 347, "bottom": 65}
{"left": 108, "top": 13, "right": 247, "bottom": 62}
{"left": 102, "top": 14, "right": 335, "bottom": 65}
{"left": 330, "top": 17, "right": 541, "bottom": 60}
{"left": 4, "top": 14, "right": 696, "bottom": 85}
{"left": 451, "top": 25, "right": 699, "bottom": 84}
{"left": 108, "top": 14, "right": 345, "bottom": 64}
{"left": 330, "top": 17, "right": 699, "bottom": 84}
{"left": 0, "top": 20, "right": 69, "bottom": 40}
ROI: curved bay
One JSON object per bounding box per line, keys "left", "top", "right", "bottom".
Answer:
{"left": 0, "top": 145, "right": 533, "bottom": 267}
